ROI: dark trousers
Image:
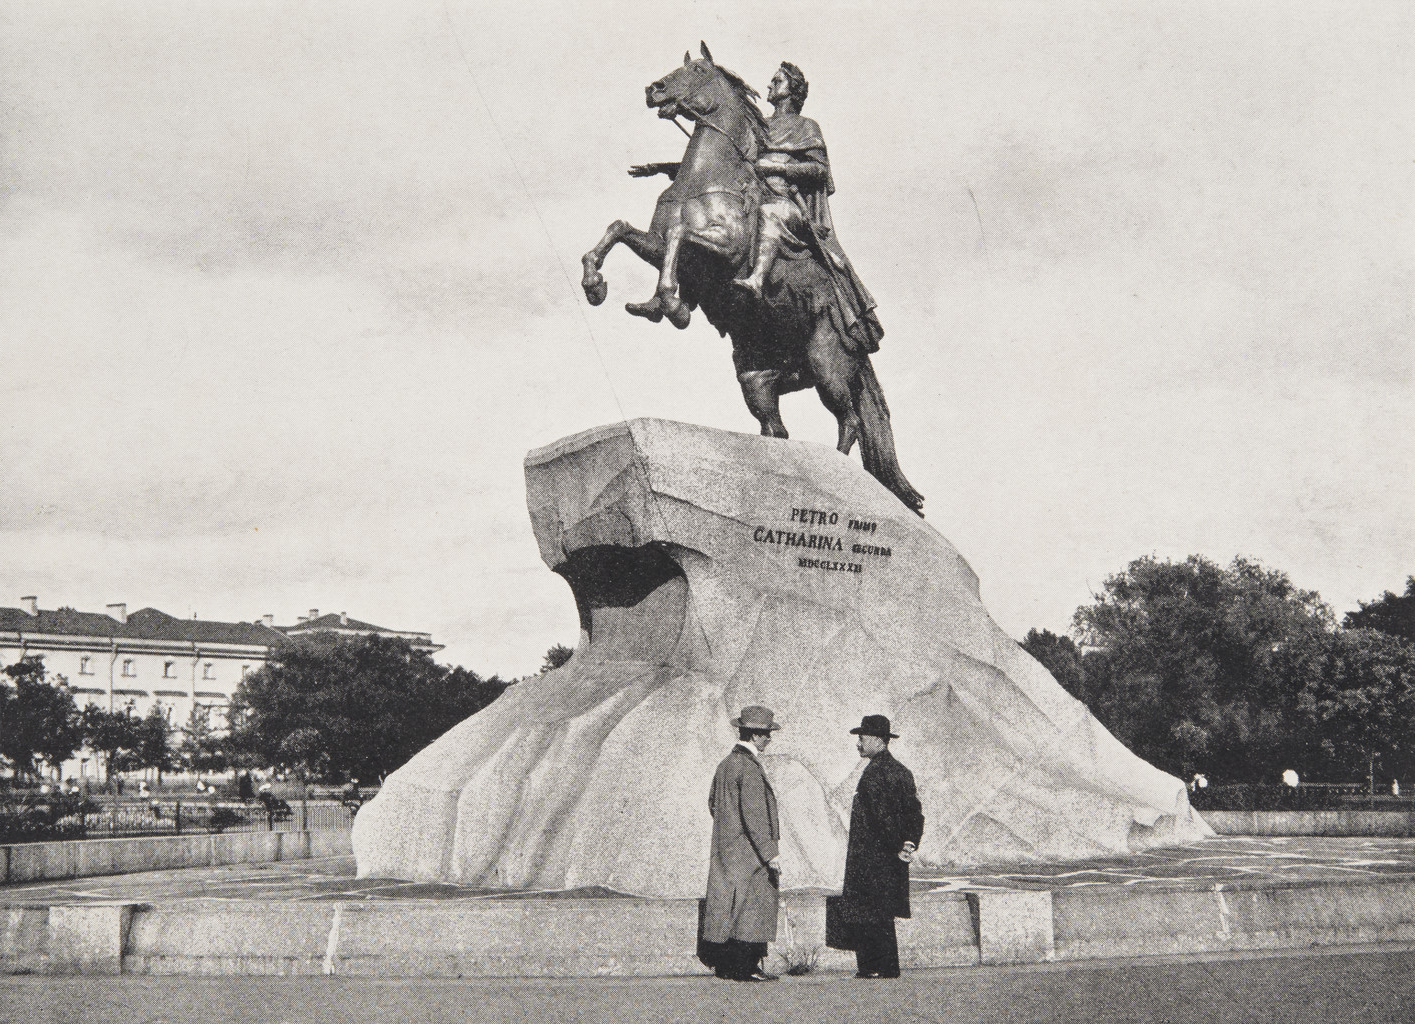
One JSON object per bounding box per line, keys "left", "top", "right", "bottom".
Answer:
{"left": 854, "top": 918, "right": 899, "bottom": 977}
{"left": 701, "top": 938, "right": 767, "bottom": 979}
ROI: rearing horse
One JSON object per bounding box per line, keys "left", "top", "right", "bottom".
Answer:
{"left": 581, "top": 45, "right": 924, "bottom": 514}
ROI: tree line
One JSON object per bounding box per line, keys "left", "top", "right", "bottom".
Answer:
{"left": 6, "top": 561, "right": 1412, "bottom": 790}
{"left": 0, "top": 633, "right": 510, "bottom": 787}
{"left": 1022, "top": 558, "right": 1415, "bottom": 786}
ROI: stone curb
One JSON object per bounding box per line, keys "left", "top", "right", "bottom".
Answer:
{"left": 1, "top": 829, "right": 352, "bottom": 885}
{"left": 1202, "top": 810, "right": 1415, "bottom": 837}
{"left": 6, "top": 878, "right": 1415, "bottom": 977}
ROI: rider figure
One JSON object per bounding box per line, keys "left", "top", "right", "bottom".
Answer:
{"left": 628, "top": 62, "right": 882, "bottom": 353}
{"left": 739, "top": 63, "right": 882, "bottom": 352}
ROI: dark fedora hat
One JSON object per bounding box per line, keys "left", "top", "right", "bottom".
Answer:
{"left": 849, "top": 714, "right": 898, "bottom": 739}
{"left": 731, "top": 705, "right": 783, "bottom": 732}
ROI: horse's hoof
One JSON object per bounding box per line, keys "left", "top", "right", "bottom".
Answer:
{"left": 583, "top": 274, "right": 607, "bottom": 306}
{"left": 625, "top": 300, "right": 664, "bottom": 323}
{"left": 664, "top": 302, "right": 691, "bottom": 330}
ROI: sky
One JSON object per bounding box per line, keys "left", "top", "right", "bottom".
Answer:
{"left": 1, "top": 1, "right": 1410, "bottom": 677}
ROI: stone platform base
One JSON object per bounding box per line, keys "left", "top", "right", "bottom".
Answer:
{"left": 355, "top": 420, "right": 1209, "bottom": 895}
{"left": 8, "top": 837, "right": 1415, "bottom": 976}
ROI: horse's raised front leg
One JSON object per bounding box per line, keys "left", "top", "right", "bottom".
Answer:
{"left": 651, "top": 223, "right": 692, "bottom": 330}
{"left": 581, "top": 220, "right": 664, "bottom": 308}
{"left": 738, "top": 370, "right": 789, "bottom": 439}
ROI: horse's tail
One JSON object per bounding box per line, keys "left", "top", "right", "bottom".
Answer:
{"left": 856, "top": 358, "right": 925, "bottom": 516}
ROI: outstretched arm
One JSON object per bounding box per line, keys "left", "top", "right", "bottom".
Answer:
{"left": 629, "top": 161, "right": 681, "bottom": 180}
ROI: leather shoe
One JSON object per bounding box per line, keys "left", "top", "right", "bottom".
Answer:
{"left": 745, "top": 971, "right": 779, "bottom": 982}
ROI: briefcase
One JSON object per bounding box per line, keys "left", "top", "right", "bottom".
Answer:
{"left": 825, "top": 894, "right": 860, "bottom": 951}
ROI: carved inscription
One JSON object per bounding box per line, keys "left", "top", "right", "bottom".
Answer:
{"left": 752, "top": 506, "right": 896, "bottom": 574}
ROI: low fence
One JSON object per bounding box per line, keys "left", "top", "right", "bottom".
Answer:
{"left": 1190, "top": 783, "right": 1411, "bottom": 812}
{"left": 1, "top": 793, "right": 361, "bottom": 846}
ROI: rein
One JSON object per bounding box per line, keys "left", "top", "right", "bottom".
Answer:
{"left": 675, "top": 98, "right": 757, "bottom": 166}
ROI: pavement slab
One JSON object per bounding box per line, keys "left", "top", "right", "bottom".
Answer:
{"left": 3, "top": 945, "right": 1415, "bottom": 1023}
{"left": 7, "top": 835, "right": 1415, "bottom": 906}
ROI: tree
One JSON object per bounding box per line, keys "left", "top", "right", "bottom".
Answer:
{"left": 541, "top": 644, "right": 574, "bottom": 673}
{"left": 1291, "top": 627, "right": 1415, "bottom": 784}
{"left": 1071, "top": 554, "right": 1333, "bottom": 781}
{"left": 1343, "top": 577, "right": 1415, "bottom": 645}
{"left": 0, "top": 657, "right": 83, "bottom": 780}
{"left": 1020, "top": 628, "right": 1086, "bottom": 701}
{"left": 80, "top": 702, "right": 144, "bottom": 787}
{"left": 177, "top": 705, "right": 228, "bottom": 774}
{"left": 277, "top": 726, "right": 329, "bottom": 782}
{"left": 136, "top": 703, "right": 175, "bottom": 781}
{"left": 228, "top": 633, "right": 509, "bottom": 783}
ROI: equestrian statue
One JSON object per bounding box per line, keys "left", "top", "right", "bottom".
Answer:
{"left": 580, "top": 44, "right": 925, "bottom": 515}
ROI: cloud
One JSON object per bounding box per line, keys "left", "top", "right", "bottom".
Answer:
{"left": 1, "top": 1, "right": 1411, "bottom": 675}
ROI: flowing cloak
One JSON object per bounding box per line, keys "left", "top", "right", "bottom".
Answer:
{"left": 842, "top": 749, "right": 925, "bottom": 920}
{"left": 760, "top": 112, "right": 884, "bottom": 353}
{"left": 702, "top": 746, "right": 780, "bottom": 945}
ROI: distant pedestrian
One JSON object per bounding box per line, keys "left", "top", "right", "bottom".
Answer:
{"left": 841, "top": 714, "right": 924, "bottom": 980}
{"left": 699, "top": 706, "right": 782, "bottom": 982}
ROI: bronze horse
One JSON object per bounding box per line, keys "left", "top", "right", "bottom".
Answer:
{"left": 580, "top": 45, "right": 924, "bottom": 514}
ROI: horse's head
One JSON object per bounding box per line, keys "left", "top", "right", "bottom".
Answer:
{"left": 645, "top": 42, "right": 758, "bottom": 128}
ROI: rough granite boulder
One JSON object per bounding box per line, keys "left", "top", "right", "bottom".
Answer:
{"left": 352, "top": 419, "right": 1210, "bottom": 896}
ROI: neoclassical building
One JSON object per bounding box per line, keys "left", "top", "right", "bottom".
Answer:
{"left": 0, "top": 597, "right": 442, "bottom": 772}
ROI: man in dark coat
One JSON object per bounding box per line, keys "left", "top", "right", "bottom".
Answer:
{"left": 842, "top": 714, "right": 925, "bottom": 979}
{"left": 700, "top": 705, "right": 782, "bottom": 982}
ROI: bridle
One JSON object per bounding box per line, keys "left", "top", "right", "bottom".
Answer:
{"left": 652, "top": 77, "right": 762, "bottom": 205}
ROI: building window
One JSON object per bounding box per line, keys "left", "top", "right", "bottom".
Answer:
{"left": 199, "top": 702, "right": 231, "bottom": 729}
{"left": 79, "top": 656, "right": 93, "bottom": 675}
{"left": 202, "top": 662, "right": 215, "bottom": 680}
{"left": 163, "top": 660, "right": 177, "bottom": 678}
{"left": 121, "top": 658, "right": 136, "bottom": 677}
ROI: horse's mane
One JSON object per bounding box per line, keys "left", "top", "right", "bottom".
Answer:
{"left": 712, "top": 64, "right": 769, "bottom": 145}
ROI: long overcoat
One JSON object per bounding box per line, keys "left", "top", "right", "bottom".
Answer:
{"left": 843, "top": 749, "right": 925, "bottom": 920}
{"left": 702, "top": 745, "right": 780, "bottom": 944}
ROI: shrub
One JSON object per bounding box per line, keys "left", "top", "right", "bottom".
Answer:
{"left": 204, "top": 806, "right": 248, "bottom": 834}
{"left": 774, "top": 945, "right": 821, "bottom": 976}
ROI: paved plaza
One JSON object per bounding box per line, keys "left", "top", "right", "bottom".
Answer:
{"left": 7, "top": 835, "right": 1415, "bottom": 906}
{"left": 5, "top": 945, "right": 1415, "bottom": 1023}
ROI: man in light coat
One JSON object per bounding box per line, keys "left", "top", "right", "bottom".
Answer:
{"left": 842, "top": 714, "right": 925, "bottom": 979}
{"left": 699, "top": 705, "right": 782, "bottom": 982}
